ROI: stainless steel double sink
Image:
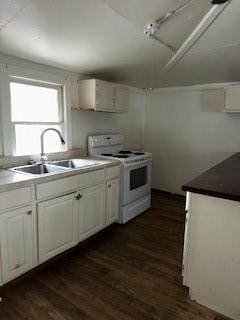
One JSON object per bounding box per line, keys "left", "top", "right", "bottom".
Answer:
{"left": 10, "top": 159, "right": 101, "bottom": 176}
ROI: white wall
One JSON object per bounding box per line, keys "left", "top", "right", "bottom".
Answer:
{"left": 0, "top": 53, "right": 145, "bottom": 156}
{"left": 144, "top": 88, "right": 240, "bottom": 195}
{"left": 72, "top": 88, "right": 145, "bottom": 150}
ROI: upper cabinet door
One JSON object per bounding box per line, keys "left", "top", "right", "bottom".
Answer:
{"left": 95, "top": 80, "right": 115, "bottom": 112}
{"left": 0, "top": 206, "right": 34, "bottom": 283}
{"left": 115, "top": 86, "right": 129, "bottom": 112}
{"left": 224, "top": 86, "right": 240, "bottom": 112}
{"left": 77, "top": 79, "right": 129, "bottom": 113}
{"left": 78, "top": 184, "right": 105, "bottom": 242}
{"left": 38, "top": 193, "right": 78, "bottom": 264}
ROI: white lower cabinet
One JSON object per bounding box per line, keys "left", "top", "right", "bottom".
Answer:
{"left": 106, "top": 178, "right": 119, "bottom": 226}
{"left": 38, "top": 193, "right": 78, "bottom": 263}
{"left": 78, "top": 183, "right": 106, "bottom": 241}
{"left": 0, "top": 206, "right": 34, "bottom": 283}
{"left": 37, "top": 180, "right": 119, "bottom": 263}
{"left": 0, "top": 166, "right": 120, "bottom": 286}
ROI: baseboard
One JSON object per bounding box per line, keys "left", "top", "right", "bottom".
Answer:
{"left": 151, "top": 188, "right": 185, "bottom": 199}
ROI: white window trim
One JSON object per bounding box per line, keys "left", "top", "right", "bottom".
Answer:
{"left": 0, "top": 65, "right": 72, "bottom": 156}
{"left": 0, "top": 63, "right": 5, "bottom": 155}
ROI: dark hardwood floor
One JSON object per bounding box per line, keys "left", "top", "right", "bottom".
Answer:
{"left": 0, "top": 191, "right": 230, "bottom": 320}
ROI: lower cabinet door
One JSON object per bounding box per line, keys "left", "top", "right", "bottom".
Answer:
{"left": 0, "top": 206, "right": 34, "bottom": 283}
{"left": 38, "top": 193, "right": 78, "bottom": 263}
{"left": 106, "top": 178, "right": 120, "bottom": 226}
{"left": 79, "top": 184, "right": 105, "bottom": 241}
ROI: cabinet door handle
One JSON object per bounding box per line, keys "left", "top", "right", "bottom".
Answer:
{"left": 27, "top": 210, "right": 32, "bottom": 215}
{"left": 108, "top": 184, "right": 111, "bottom": 188}
{"left": 76, "top": 194, "right": 82, "bottom": 200}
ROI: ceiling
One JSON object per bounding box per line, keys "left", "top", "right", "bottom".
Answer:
{"left": 0, "top": 0, "right": 238, "bottom": 88}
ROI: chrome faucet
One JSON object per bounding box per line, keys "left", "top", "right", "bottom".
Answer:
{"left": 40, "top": 128, "right": 65, "bottom": 163}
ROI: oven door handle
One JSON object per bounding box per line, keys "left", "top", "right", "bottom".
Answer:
{"left": 123, "top": 159, "right": 152, "bottom": 168}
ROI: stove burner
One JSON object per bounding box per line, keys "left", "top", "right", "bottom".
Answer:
{"left": 119, "top": 150, "right": 132, "bottom": 154}
{"left": 113, "top": 155, "right": 129, "bottom": 158}
{"left": 101, "top": 153, "right": 113, "bottom": 156}
{"left": 134, "top": 152, "right": 145, "bottom": 155}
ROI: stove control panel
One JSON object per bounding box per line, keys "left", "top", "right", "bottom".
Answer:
{"left": 89, "top": 134, "right": 123, "bottom": 148}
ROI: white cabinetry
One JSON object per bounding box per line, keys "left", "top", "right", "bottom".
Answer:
{"left": 96, "top": 80, "right": 115, "bottom": 111}
{"left": 115, "top": 86, "right": 129, "bottom": 112}
{"left": 36, "top": 169, "right": 105, "bottom": 200}
{"left": 76, "top": 79, "right": 129, "bottom": 112}
{"left": 0, "top": 165, "right": 120, "bottom": 286}
{"left": 182, "top": 192, "right": 191, "bottom": 286}
{"left": 106, "top": 178, "right": 119, "bottom": 226}
{"left": 0, "top": 187, "right": 31, "bottom": 211}
{"left": 78, "top": 184, "right": 105, "bottom": 241}
{"left": 182, "top": 192, "right": 240, "bottom": 320}
{"left": 0, "top": 206, "right": 34, "bottom": 283}
{"left": 38, "top": 193, "right": 78, "bottom": 263}
{"left": 224, "top": 85, "right": 240, "bottom": 112}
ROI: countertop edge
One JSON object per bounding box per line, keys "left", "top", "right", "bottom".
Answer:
{"left": 182, "top": 153, "right": 240, "bottom": 203}
{"left": 0, "top": 158, "right": 120, "bottom": 193}
{"left": 182, "top": 185, "right": 240, "bottom": 203}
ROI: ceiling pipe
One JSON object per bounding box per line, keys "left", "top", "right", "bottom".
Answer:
{"left": 161, "top": 0, "right": 231, "bottom": 73}
{"left": 211, "top": 0, "right": 229, "bottom": 4}
{"left": 156, "top": 0, "right": 195, "bottom": 26}
{"left": 144, "top": 0, "right": 195, "bottom": 53}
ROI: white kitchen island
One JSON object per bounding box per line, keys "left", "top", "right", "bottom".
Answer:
{"left": 182, "top": 153, "right": 240, "bottom": 320}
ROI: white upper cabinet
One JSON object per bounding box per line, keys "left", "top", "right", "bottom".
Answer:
{"left": 115, "top": 86, "right": 129, "bottom": 112}
{"left": 224, "top": 86, "right": 240, "bottom": 112}
{"left": 96, "top": 80, "right": 115, "bottom": 111}
{"left": 76, "top": 79, "right": 129, "bottom": 113}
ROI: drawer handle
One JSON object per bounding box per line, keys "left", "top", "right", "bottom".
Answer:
{"left": 27, "top": 210, "right": 32, "bottom": 215}
{"left": 76, "top": 194, "right": 82, "bottom": 200}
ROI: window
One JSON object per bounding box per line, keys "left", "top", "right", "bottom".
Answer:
{"left": 9, "top": 80, "right": 65, "bottom": 156}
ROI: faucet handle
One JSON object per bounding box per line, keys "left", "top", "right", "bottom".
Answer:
{"left": 28, "top": 160, "right": 36, "bottom": 165}
{"left": 40, "top": 154, "right": 48, "bottom": 163}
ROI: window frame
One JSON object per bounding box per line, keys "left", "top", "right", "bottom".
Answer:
{"left": 0, "top": 65, "right": 72, "bottom": 156}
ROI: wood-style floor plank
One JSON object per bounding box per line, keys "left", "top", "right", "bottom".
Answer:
{"left": 0, "top": 191, "right": 231, "bottom": 320}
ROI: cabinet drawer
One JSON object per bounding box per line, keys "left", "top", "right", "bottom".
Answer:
{"left": 78, "top": 169, "right": 105, "bottom": 189}
{"left": 107, "top": 166, "right": 120, "bottom": 180}
{"left": 0, "top": 187, "right": 31, "bottom": 212}
{"left": 37, "top": 175, "right": 79, "bottom": 200}
{"left": 37, "top": 169, "right": 105, "bottom": 200}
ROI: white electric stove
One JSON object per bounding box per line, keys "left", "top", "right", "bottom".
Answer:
{"left": 88, "top": 134, "right": 152, "bottom": 224}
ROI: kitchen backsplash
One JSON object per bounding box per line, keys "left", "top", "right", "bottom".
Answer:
{"left": 0, "top": 148, "right": 86, "bottom": 169}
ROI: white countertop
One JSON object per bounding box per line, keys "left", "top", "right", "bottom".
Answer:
{"left": 0, "top": 157, "right": 120, "bottom": 192}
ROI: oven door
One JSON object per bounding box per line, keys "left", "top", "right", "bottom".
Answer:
{"left": 122, "top": 160, "right": 151, "bottom": 206}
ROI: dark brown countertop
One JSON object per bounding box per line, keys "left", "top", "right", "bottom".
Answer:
{"left": 182, "top": 153, "right": 240, "bottom": 202}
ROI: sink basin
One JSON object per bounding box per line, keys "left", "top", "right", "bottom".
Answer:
{"left": 10, "top": 159, "right": 102, "bottom": 177}
{"left": 10, "top": 163, "right": 67, "bottom": 176}
{"left": 51, "top": 159, "right": 100, "bottom": 169}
